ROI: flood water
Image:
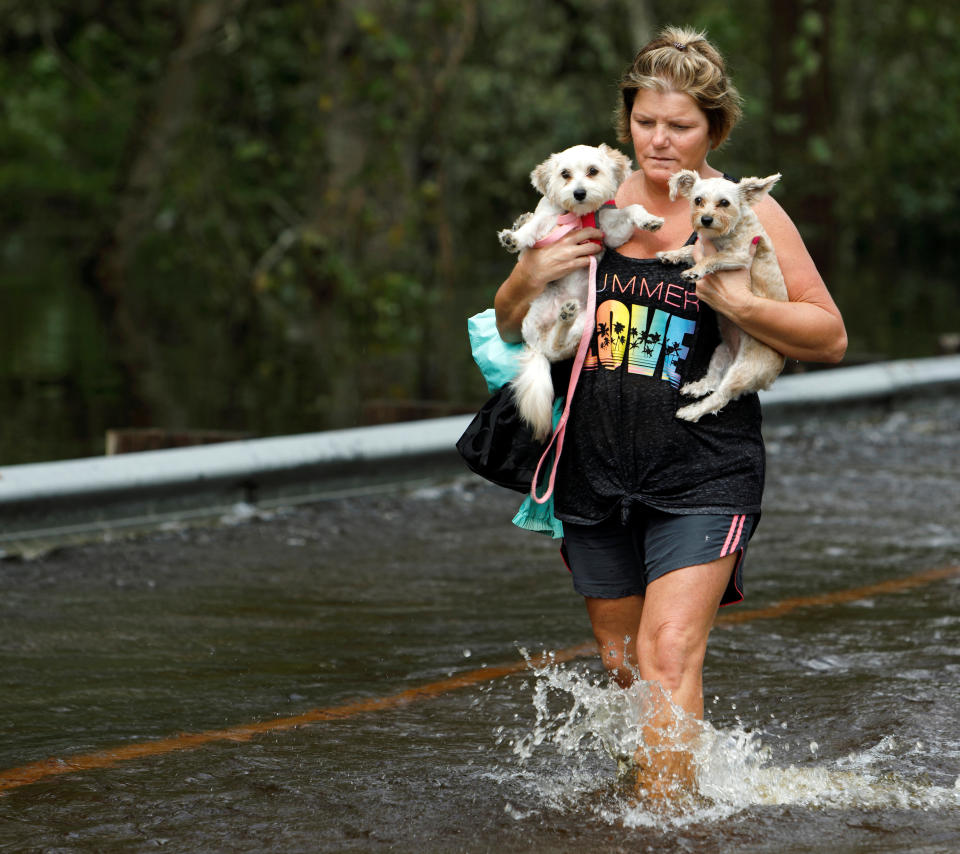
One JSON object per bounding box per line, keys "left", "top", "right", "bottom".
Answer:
{"left": 1, "top": 395, "right": 959, "bottom": 852}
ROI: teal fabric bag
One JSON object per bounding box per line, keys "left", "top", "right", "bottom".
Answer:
{"left": 467, "top": 309, "right": 522, "bottom": 394}
{"left": 465, "top": 309, "right": 563, "bottom": 538}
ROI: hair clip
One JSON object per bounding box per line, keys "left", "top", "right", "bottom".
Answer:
{"left": 674, "top": 42, "right": 686, "bottom": 51}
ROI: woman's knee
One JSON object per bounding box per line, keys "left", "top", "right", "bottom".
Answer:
{"left": 638, "top": 618, "right": 707, "bottom": 690}
{"left": 596, "top": 639, "right": 637, "bottom": 687}
{"left": 584, "top": 595, "right": 644, "bottom": 686}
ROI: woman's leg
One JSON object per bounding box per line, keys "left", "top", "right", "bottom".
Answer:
{"left": 633, "top": 554, "right": 737, "bottom": 796}
{"left": 583, "top": 595, "right": 645, "bottom": 688}
{"left": 564, "top": 517, "right": 646, "bottom": 688}
{"left": 637, "top": 554, "right": 736, "bottom": 716}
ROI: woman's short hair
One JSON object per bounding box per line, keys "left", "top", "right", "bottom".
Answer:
{"left": 615, "top": 26, "right": 743, "bottom": 149}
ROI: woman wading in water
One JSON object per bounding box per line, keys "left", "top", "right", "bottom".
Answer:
{"left": 494, "top": 26, "right": 846, "bottom": 799}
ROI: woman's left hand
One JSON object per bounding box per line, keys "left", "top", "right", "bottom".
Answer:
{"left": 691, "top": 236, "right": 759, "bottom": 321}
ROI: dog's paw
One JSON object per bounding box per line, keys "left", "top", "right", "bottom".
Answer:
{"left": 657, "top": 250, "right": 687, "bottom": 265}
{"left": 674, "top": 403, "right": 704, "bottom": 423}
{"left": 497, "top": 229, "right": 520, "bottom": 253}
{"left": 625, "top": 205, "right": 664, "bottom": 233}
{"left": 679, "top": 380, "right": 711, "bottom": 398}
{"left": 680, "top": 267, "right": 702, "bottom": 281}
{"left": 558, "top": 300, "right": 579, "bottom": 323}
{"left": 511, "top": 211, "right": 533, "bottom": 231}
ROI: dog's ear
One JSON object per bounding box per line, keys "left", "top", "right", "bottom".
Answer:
{"left": 530, "top": 155, "right": 555, "bottom": 196}
{"left": 739, "top": 173, "right": 781, "bottom": 206}
{"left": 598, "top": 144, "right": 632, "bottom": 186}
{"left": 668, "top": 170, "right": 698, "bottom": 201}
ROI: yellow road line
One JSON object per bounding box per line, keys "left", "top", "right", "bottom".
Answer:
{"left": 1, "top": 565, "right": 957, "bottom": 795}
{"left": 715, "top": 564, "right": 960, "bottom": 625}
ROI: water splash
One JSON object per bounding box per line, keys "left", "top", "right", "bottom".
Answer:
{"left": 499, "top": 652, "right": 960, "bottom": 828}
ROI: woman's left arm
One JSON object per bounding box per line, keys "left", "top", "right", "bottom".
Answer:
{"left": 694, "top": 195, "right": 848, "bottom": 364}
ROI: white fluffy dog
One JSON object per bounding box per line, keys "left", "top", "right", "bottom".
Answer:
{"left": 498, "top": 143, "right": 663, "bottom": 439}
{"left": 657, "top": 170, "right": 787, "bottom": 422}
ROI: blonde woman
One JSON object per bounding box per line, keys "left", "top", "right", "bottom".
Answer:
{"left": 494, "top": 26, "right": 846, "bottom": 797}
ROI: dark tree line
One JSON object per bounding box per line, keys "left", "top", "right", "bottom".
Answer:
{"left": 1, "top": 0, "right": 957, "bottom": 462}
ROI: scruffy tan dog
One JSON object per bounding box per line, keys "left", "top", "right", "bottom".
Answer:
{"left": 498, "top": 144, "right": 663, "bottom": 439}
{"left": 657, "top": 170, "right": 787, "bottom": 422}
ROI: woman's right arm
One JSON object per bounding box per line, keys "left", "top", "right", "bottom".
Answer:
{"left": 493, "top": 227, "right": 604, "bottom": 342}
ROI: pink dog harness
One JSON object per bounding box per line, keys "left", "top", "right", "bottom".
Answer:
{"left": 528, "top": 204, "right": 613, "bottom": 504}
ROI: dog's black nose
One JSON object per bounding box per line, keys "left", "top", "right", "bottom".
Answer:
{"left": 573, "top": 188, "right": 587, "bottom": 201}
{"left": 700, "top": 215, "right": 714, "bottom": 227}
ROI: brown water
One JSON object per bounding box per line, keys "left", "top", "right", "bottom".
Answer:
{"left": 0, "top": 396, "right": 958, "bottom": 851}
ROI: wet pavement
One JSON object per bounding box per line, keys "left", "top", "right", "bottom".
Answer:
{"left": 1, "top": 395, "right": 959, "bottom": 851}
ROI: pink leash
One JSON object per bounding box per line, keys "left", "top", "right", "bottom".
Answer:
{"left": 528, "top": 212, "right": 599, "bottom": 504}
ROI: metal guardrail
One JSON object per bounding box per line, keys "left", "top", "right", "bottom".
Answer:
{"left": 0, "top": 416, "right": 472, "bottom": 554}
{"left": 2, "top": 354, "right": 959, "bottom": 554}
{"left": 760, "top": 353, "right": 960, "bottom": 409}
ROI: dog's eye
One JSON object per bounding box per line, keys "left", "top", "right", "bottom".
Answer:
{"left": 587, "top": 167, "right": 599, "bottom": 177}
{"left": 560, "top": 169, "right": 571, "bottom": 180}
{"left": 694, "top": 196, "right": 703, "bottom": 206}
{"left": 718, "top": 198, "right": 731, "bottom": 207}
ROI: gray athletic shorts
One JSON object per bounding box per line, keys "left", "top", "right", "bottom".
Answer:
{"left": 560, "top": 507, "right": 757, "bottom": 606}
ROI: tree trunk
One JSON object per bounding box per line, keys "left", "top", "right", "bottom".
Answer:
{"left": 83, "top": 0, "right": 245, "bottom": 428}
{"left": 768, "top": 0, "right": 835, "bottom": 280}
{"left": 413, "top": 1, "right": 477, "bottom": 402}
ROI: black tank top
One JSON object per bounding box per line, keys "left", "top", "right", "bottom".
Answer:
{"left": 553, "top": 245, "right": 765, "bottom": 523}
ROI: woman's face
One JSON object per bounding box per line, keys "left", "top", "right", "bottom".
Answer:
{"left": 629, "top": 89, "right": 712, "bottom": 185}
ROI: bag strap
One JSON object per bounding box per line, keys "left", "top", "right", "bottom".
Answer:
{"left": 528, "top": 208, "right": 607, "bottom": 505}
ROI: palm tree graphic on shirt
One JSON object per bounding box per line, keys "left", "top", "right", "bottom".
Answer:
{"left": 598, "top": 320, "right": 629, "bottom": 351}
{"left": 638, "top": 330, "right": 661, "bottom": 357}
{"left": 664, "top": 340, "right": 684, "bottom": 371}
{"left": 597, "top": 321, "right": 611, "bottom": 348}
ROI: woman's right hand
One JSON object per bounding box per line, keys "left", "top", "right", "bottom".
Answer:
{"left": 493, "top": 227, "right": 603, "bottom": 342}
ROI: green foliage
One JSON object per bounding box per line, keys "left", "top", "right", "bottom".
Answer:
{"left": 0, "top": 0, "right": 958, "bottom": 462}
